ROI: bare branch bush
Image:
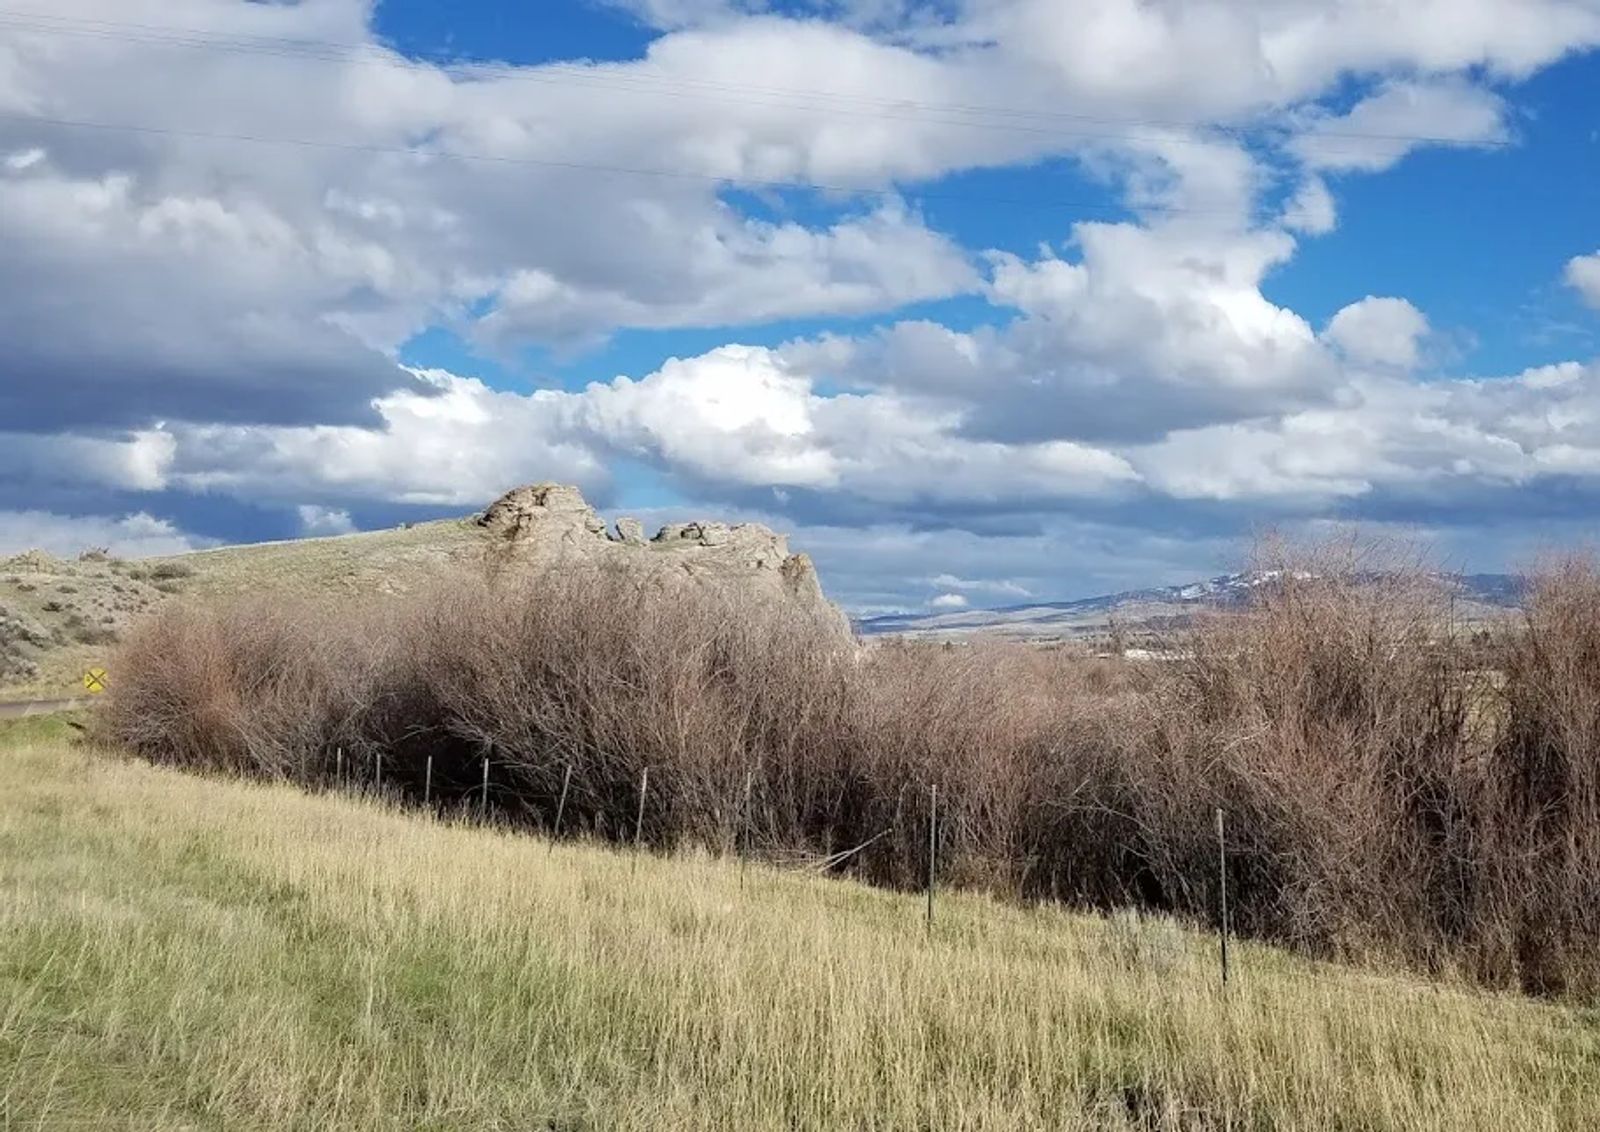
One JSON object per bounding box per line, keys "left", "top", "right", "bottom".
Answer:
{"left": 104, "top": 541, "right": 1600, "bottom": 996}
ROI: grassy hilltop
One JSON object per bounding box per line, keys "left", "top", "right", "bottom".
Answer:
{"left": 0, "top": 483, "right": 835, "bottom": 703}
{"left": 0, "top": 518, "right": 483, "bottom": 702}
{"left": 3, "top": 719, "right": 1599, "bottom": 1130}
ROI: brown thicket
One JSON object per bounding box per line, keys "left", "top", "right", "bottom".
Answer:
{"left": 107, "top": 550, "right": 1600, "bottom": 998}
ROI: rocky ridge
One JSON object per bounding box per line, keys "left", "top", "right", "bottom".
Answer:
{"left": 475, "top": 483, "right": 833, "bottom": 612}
{"left": 0, "top": 483, "right": 848, "bottom": 700}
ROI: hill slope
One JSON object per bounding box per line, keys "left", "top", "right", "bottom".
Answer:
{"left": 0, "top": 484, "right": 839, "bottom": 701}
{"left": 4, "top": 721, "right": 1596, "bottom": 1130}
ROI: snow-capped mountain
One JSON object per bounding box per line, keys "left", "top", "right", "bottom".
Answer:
{"left": 854, "top": 572, "right": 1525, "bottom": 640}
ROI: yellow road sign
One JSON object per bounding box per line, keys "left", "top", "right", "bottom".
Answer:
{"left": 83, "top": 668, "right": 108, "bottom": 695}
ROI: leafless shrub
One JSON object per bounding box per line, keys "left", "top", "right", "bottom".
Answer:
{"left": 1477, "top": 556, "right": 1600, "bottom": 996}
{"left": 1130, "top": 541, "right": 1486, "bottom": 965}
{"left": 104, "top": 541, "right": 1600, "bottom": 997}
{"left": 108, "top": 598, "right": 374, "bottom": 781}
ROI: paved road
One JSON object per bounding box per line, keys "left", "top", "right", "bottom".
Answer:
{"left": 0, "top": 698, "right": 87, "bottom": 720}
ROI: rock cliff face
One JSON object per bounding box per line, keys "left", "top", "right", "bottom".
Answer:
{"left": 475, "top": 484, "right": 846, "bottom": 633}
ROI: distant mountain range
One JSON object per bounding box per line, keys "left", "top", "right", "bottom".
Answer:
{"left": 855, "top": 571, "right": 1528, "bottom": 641}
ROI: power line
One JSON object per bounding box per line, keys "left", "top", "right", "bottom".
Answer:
{"left": 0, "top": 6, "right": 1515, "bottom": 154}
{"left": 0, "top": 110, "right": 1259, "bottom": 219}
{"left": 0, "top": 13, "right": 1263, "bottom": 155}
{"left": 0, "top": 10, "right": 1243, "bottom": 150}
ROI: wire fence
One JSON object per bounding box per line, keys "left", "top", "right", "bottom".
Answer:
{"left": 318, "top": 746, "right": 1600, "bottom": 1038}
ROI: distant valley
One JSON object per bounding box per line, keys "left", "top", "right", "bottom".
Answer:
{"left": 855, "top": 571, "right": 1528, "bottom": 642}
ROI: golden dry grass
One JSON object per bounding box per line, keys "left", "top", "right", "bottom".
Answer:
{"left": 2, "top": 724, "right": 1598, "bottom": 1130}
{"left": 155, "top": 519, "right": 480, "bottom": 602}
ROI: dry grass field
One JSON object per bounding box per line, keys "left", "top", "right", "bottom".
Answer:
{"left": 3, "top": 716, "right": 1598, "bottom": 1130}
{"left": 152, "top": 519, "right": 484, "bottom": 602}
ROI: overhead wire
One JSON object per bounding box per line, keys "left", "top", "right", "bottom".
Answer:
{"left": 0, "top": 6, "right": 1517, "bottom": 230}
{"left": 0, "top": 9, "right": 1263, "bottom": 151}
{"left": 0, "top": 109, "right": 1259, "bottom": 219}
{"left": 0, "top": 6, "right": 1515, "bottom": 154}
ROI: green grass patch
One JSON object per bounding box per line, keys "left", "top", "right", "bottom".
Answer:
{"left": 0, "top": 711, "right": 86, "bottom": 749}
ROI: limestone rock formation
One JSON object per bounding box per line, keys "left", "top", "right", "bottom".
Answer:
{"left": 478, "top": 483, "right": 609, "bottom": 540}
{"left": 473, "top": 484, "right": 849, "bottom": 636}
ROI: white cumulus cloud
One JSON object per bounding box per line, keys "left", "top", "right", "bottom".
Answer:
{"left": 297, "top": 506, "right": 357, "bottom": 537}
{"left": 0, "top": 511, "right": 207, "bottom": 559}
{"left": 1565, "top": 252, "right": 1600, "bottom": 310}
{"left": 1323, "top": 297, "right": 1431, "bottom": 371}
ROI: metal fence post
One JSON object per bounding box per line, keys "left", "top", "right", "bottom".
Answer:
{"left": 1217, "top": 806, "right": 1231, "bottom": 987}
{"left": 632, "top": 767, "right": 650, "bottom": 870}
{"left": 927, "top": 784, "right": 939, "bottom": 934}
{"left": 549, "top": 762, "right": 573, "bottom": 852}
{"left": 739, "top": 769, "right": 754, "bottom": 889}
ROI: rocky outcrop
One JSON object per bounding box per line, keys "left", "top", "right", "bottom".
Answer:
{"left": 613, "top": 517, "right": 646, "bottom": 546}
{"left": 781, "top": 552, "right": 826, "bottom": 604}
{"left": 472, "top": 484, "right": 849, "bottom": 637}
{"left": 2, "top": 550, "right": 66, "bottom": 576}
{"left": 478, "top": 483, "right": 609, "bottom": 540}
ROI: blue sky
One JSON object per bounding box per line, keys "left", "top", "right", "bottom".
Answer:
{"left": 4, "top": 1, "right": 1600, "bottom": 612}
{"left": 375, "top": 0, "right": 659, "bottom": 64}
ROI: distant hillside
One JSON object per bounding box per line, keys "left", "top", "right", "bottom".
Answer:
{"left": 856, "top": 571, "right": 1528, "bottom": 642}
{"left": 0, "top": 484, "right": 840, "bottom": 702}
